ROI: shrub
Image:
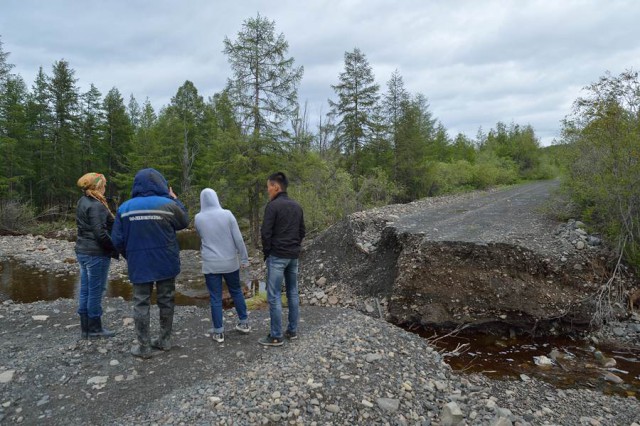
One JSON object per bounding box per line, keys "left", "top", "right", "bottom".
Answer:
{"left": 0, "top": 199, "right": 36, "bottom": 233}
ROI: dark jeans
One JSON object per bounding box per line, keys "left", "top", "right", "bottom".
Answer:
{"left": 76, "top": 254, "right": 111, "bottom": 318}
{"left": 204, "top": 270, "right": 248, "bottom": 333}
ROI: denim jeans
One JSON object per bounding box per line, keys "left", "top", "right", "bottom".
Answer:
{"left": 76, "top": 254, "right": 111, "bottom": 318}
{"left": 205, "top": 270, "right": 248, "bottom": 333}
{"left": 265, "top": 256, "right": 299, "bottom": 339}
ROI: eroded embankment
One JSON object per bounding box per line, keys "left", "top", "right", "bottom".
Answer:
{"left": 299, "top": 216, "right": 612, "bottom": 335}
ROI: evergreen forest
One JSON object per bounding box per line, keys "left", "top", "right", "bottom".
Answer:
{"left": 4, "top": 15, "right": 624, "bottom": 254}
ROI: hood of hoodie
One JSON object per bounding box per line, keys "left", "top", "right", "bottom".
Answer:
{"left": 131, "top": 168, "right": 170, "bottom": 198}
{"left": 199, "top": 188, "right": 222, "bottom": 211}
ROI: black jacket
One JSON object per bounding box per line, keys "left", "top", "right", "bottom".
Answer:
{"left": 261, "top": 192, "right": 305, "bottom": 259}
{"left": 75, "top": 195, "right": 117, "bottom": 257}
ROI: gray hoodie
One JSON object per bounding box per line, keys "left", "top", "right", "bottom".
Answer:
{"left": 194, "top": 188, "right": 249, "bottom": 274}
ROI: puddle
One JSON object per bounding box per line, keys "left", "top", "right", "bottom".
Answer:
{"left": 0, "top": 260, "right": 263, "bottom": 309}
{"left": 177, "top": 230, "right": 201, "bottom": 251}
{"left": 404, "top": 325, "right": 640, "bottom": 399}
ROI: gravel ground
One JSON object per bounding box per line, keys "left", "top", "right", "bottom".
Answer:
{"left": 1, "top": 298, "right": 639, "bottom": 426}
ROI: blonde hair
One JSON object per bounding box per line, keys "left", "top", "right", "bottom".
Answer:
{"left": 77, "top": 172, "right": 113, "bottom": 217}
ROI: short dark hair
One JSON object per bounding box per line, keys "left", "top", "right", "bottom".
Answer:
{"left": 268, "top": 172, "right": 288, "bottom": 191}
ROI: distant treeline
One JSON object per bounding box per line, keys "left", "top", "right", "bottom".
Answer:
{"left": 0, "top": 16, "right": 555, "bottom": 245}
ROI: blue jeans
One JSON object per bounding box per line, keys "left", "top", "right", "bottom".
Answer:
{"left": 76, "top": 254, "right": 111, "bottom": 318}
{"left": 205, "top": 270, "right": 248, "bottom": 333}
{"left": 266, "top": 256, "right": 299, "bottom": 339}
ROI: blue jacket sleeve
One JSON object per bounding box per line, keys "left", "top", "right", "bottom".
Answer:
{"left": 111, "top": 211, "right": 126, "bottom": 257}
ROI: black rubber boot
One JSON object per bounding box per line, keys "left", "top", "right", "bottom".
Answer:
{"left": 131, "top": 317, "right": 153, "bottom": 359}
{"left": 80, "top": 314, "right": 89, "bottom": 339}
{"left": 88, "top": 317, "right": 115, "bottom": 339}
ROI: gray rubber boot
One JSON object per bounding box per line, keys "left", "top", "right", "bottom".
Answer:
{"left": 131, "top": 317, "right": 152, "bottom": 359}
{"left": 88, "top": 317, "right": 115, "bottom": 339}
{"left": 131, "top": 283, "right": 153, "bottom": 359}
{"left": 151, "top": 278, "right": 176, "bottom": 351}
{"left": 151, "top": 309, "right": 173, "bottom": 351}
{"left": 80, "top": 314, "right": 89, "bottom": 339}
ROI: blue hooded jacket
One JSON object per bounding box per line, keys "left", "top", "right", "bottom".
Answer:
{"left": 111, "top": 168, "right": 189, "bottom": 284}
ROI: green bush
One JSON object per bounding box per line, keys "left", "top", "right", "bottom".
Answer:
{"left": 0, "top": 199, "right": 35, "bottom": 233}
{"left": 288, "top": 165, "right": 357, "bottom": 235}
{"left": 561, "top": 70, "right": 640, "bottom": 272}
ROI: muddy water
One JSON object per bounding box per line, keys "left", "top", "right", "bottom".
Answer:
{"left": 0, "top": 260, "right": 211, "bottom": 307}
{"left": 405, "top": 326, "right": 640, "bottom": 399}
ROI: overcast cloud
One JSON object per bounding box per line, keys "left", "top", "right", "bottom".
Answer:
{"left": 2, "top": 0, "right": 639, "bottom": 145}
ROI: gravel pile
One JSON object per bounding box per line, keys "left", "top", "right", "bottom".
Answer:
{"left": 117, "top": 309, "right": 640, "bottom": 426}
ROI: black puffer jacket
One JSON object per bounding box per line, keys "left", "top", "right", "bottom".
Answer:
{"left": 75, "top": 195, "right": 117, "bottom": 257}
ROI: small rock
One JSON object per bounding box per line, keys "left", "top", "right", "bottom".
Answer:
{"left": 86, "top": 376, "right": 108, "bottom": 385}
{"left": 365, "top": 353, "right": 382, "bottom": 362}
{"left": 316, "top": 277, "right": 327, "bottom": 286}
{"left": 376, "top": 398, "right": 400, "bottom": 413}
{"left": 328, "top": 296, "right": 339, "bottom": 305}
{"left": 109, "top": 360, "right": 120, "bottom": 366}
{"left": 361, "top": 399, "right": 374, "bottom": 408}
{"left": 0, "top": 370, "right": 16, "bottom": 384}
{"left": 209, "top": 397, "right": 221, "bottom": 405}
{"left": 441, "top": 401, "right": 464, "bottom": 426}
{"left": 603, "top": 372, "right": 623, "bottom": 384}
{"left": 326, "top": 404, "right": 340, "bottom": 413}
{"left": 32, "top": 315, "right": 49, "bottom": 321}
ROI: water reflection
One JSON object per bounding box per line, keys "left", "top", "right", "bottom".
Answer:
{"left": 0, "top": 260, "right": 260, "bottom": 309}
{"left": 405, "top": 325, "right": 640, "bottom": 399}
{"left": 177, "top": 230, "right": 201, "bottom": 251}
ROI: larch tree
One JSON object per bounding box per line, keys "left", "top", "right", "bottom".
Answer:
{"left": 167, "top": 80, "right": 207, "bottom": 195}
{"left": 101, "top": 87, "right": 132, "bottom": 200}
{"left": 329, "top": 48, "right": 380, "bottom": 178}
{"left": 382, "top": 69, "right": 410, "bottom": 180}
{"left": 79, "top": 84, "right": 103, "bottom": 173}
{"left": 223, "top": 14, "right": 303, "bottom": 247}
{"left": 48, "top": 59, "right": 80, "bottom": 206}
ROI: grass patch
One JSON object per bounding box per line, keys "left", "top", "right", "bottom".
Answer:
{"left": 244, "top": 291, "right": 287, "bottom": 310}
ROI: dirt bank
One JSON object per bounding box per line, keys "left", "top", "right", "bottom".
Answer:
{"left": 298, "top": 181, "right": 638, "bottom": 338}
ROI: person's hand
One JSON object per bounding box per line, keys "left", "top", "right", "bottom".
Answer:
{"left": 241, "top": 261, "right": 250, "bottom": 268}
{"left": 168, "top": 186, "right": 177, "bottom": 199}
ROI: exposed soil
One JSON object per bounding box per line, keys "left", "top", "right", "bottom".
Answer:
{"left": 298, "top": 181, "right": 638, "bottom": 337}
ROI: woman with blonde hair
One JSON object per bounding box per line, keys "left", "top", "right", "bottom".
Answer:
{"left": 75, "top": 172, "right": 118, "bottom": 339}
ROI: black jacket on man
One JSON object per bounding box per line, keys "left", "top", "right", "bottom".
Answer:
{"left": 261, "top": 192, "right": 305, "bottom": 259}
{"left": 75, "top": 195, "right": 117, "bottom": 257}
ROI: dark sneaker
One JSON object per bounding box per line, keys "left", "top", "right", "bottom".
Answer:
{"left": 258, "top": 335, "right": 284, "bottom": 347}
{"left": 212, "top": 332, "right": 225, "bottom": 343}
{"left": 235, "top": 323, "right": 251, "bottom": 334}
{"left": 285, "top": 330, "right": 298, "bottom": 340}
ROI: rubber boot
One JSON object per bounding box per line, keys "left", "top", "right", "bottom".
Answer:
{"left": 88, "top": 317, "right": 115, "bottom": 339}
{"left": 151, "top": 308, "right": 173, "bottom": 351}
{"left": 131, "top": 317, "right": 153, "bottom": 359}
{"left": 80, "top": 314, "right": 89, "bottom": 339}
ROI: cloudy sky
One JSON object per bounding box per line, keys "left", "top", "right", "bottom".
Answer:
{"left": 2, "top": 0, "right": 639, "bottom": 145}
